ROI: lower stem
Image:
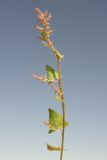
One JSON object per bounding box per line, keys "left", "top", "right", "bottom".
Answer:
{"left": 60, "top": 100, "right": 65, "bottom": 160}
{"left": 57, "top": 57, "right": 65, "bottom": 160}
{"left": 51, "top": 44, "right": 65, "bottom": 160}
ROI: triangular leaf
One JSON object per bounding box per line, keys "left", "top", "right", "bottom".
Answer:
{"left": 55, "top": 71, "right": 59, "bottom": 80}
{"left": 50, "top": 46, "right": 64, "bottom": 60}
{"left": 45, "top": 65, "right": 58, "bottom": 84}
{"left": 47, "top": 144, "right": 63, "bottom": 151}
{"left": 48, "top": 108, "right": 69, "bottom": 133}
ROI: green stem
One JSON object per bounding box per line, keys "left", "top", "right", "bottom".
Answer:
{"left": 57, "top": 57, "right": 65, "bottom": 160}
{"left": 50, "top": 42, "right": 65, "bottom": 160}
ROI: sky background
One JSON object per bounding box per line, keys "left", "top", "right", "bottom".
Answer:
{"left": 0, "top": 0, "right": 107, "bottom": 160}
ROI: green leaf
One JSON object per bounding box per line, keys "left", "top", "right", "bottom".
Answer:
{"left": 51, "top": 46, "right": 64, "bottom": 60}
{"left": 47, "top": 144, "right": 63, "bottom": 151}
{"left": 54, "top": 71, "right": 59, "bottom": 80}
{"left": 48, "top": 108, "right": 69, "bottom": 133}
{"left": 45, "top": 65, "right": 58, "bottom": 84}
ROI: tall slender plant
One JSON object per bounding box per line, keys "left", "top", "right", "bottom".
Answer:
{"left": 32, "top": 8, "right": 69, "bottom": 160}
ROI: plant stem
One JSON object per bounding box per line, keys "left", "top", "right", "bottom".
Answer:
{"left": 57, "top": 57, "right": 65, "bottom": 160}
{"left": 50, "top": 42, "right": 66, "bottom": 160}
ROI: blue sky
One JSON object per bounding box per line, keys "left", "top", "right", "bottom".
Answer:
{"left": 0, "top": 0, "right": 107, "bottom": 160}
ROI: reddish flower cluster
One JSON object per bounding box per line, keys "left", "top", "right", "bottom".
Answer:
{"left": 32, "top": 73, "right": 47, "bottom": 83}
{"left": 34, "top": 8, "right": 53, "bottom": 46}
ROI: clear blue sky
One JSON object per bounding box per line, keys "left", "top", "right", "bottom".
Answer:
{"left": 0, "top": 0, "right": 107, "bottom": 160}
